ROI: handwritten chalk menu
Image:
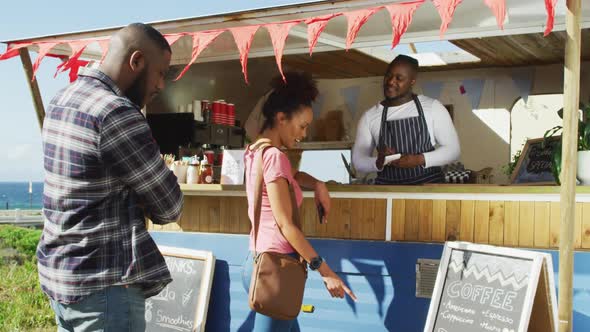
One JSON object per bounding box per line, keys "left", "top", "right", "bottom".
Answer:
{"left": 146, "top": 246, "right": 215, "bottom": 332}
{"left": 511, "top": 136, "right": 560, "bottom": 185}
{"left": 424, "top": 242, "right": 557, "bottom": 332}
{"left": 220, "top": 149, "right": 245, "bottom": 185}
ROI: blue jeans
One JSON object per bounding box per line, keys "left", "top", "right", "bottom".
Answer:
{"left": 241, "top": 252, "right": 301, "bottom": 332}
{"left": 49, "top": 285, "right": 146, "bottom": 332}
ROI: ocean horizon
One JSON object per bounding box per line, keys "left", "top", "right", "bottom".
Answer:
{"left": 0, "top": 181, "right": 43, "bottom": 209}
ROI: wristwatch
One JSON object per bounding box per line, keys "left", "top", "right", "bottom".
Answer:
{"left": 309, "top": 256, "right": 324, "bottom": 271}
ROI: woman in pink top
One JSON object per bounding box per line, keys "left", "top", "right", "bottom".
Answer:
{"left": 241, "top": 72, "right": 357, "bottom": 331}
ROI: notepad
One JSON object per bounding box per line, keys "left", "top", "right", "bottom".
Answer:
{"left": 384, "top": 153, "right": 402, "bottom": 164}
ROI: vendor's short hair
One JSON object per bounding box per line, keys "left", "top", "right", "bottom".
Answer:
{"left": 387, "top": 54, "right": 419, "bottom": 72}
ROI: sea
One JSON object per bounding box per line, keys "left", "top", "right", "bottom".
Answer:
{"left": 0, "top": 182, "right": 43, "bottom": 210}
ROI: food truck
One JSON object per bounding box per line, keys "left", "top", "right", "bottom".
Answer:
{"left": 2, "top": 0, "right": 589, "bottom": 330}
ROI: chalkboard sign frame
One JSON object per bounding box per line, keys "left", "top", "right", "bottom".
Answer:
{"left": 423, "top": 242, "right": 557, "bottom": 332}
{"left": 510, "top": 136, "right": 561, "bottom": 185}
{"left": 148, "top": 246, "right": 216, "bottom": 332}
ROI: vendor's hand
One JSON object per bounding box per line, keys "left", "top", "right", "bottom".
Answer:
{"left": 376, "top": 147, "right": 397, "bottom": 170}
{"left": 314, "top": 181, "right": 331, "bottom": 223}
{"left": 391, "top": 154, "right": 425, "bottom": 168}
{"left": 318, "top": 263, "right": 357, "bottom": 301}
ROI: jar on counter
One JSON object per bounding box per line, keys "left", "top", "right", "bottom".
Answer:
{"left": 186, "top": 162, "right": 200, "bottom": 184}
{"left": 199, "top": 156, "right": 214, "bottom": 184}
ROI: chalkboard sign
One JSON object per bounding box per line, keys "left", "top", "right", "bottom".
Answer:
{"left": 424, "top": 242, "right": 557, "bottom": 332}
{"left": 145, "top": 246, "right": 215, "bottom": 332}
{"left": 511, "top": 136, "right": 560, "bottom": 185}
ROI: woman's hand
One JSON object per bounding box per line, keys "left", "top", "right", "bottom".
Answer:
{"left": 318, "top": 263, "right": 357, "bottom": 301}
{"left": 314, "top": 181, "right": 331, "bottom": 223}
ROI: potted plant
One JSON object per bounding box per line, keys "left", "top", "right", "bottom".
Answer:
{"left": 544, "top": 102, "right": 590, "bottom": 185}
{"left": 502, "top": 145, "right": 523, "bottom": 178}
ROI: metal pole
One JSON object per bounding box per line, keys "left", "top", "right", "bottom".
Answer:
{"left": 558, "top": 0, "right": 581, "bottom": 331}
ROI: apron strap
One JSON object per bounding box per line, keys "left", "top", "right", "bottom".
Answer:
{"left": 412, "top": 94, "right": 427, "bottom": 123}
{"left": 377, "top": 104, "right": 389, "bottom": 152}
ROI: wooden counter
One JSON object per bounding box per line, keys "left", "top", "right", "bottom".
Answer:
{"left": 148, "top": 184, "right": 590, "bottom": 250}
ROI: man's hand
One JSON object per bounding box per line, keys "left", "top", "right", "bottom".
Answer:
{"left": 376, "top": 147, "right": 397, "bottom": 170}
{"left": 391, "top": 154, "right": 425, "bottom": 168}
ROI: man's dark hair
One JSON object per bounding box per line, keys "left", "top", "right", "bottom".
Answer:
{"left": 387, "top": 54, "right": 419, "bottom": 72}
{"left": 127, "top": 22, "right": 171, "bottom": 53}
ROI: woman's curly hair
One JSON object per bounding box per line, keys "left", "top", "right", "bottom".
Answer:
{"left": 260, "top": 72, "right": 318, "bottom": 133}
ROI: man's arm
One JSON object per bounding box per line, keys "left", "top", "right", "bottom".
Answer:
{"left": 100, "top": 105, "right": 184, "bottom": 224}
{"left": 422, "top": 100, "right": 461, "bottom": 168}
{"left": 352, "top": 113, "right": 381, "bottom": 173}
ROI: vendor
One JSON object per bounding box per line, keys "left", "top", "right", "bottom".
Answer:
{"left": 352, "top": 55, "right": 460, "bottom": 185}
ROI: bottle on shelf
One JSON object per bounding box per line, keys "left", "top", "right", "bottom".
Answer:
{"left": 199, "top": 156, "right": 214, "bottom": 184}
{"left": 186, "top": 155, "right": 200, "bottom": 184}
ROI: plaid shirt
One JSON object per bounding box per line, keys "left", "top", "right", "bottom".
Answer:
{"left": 37, "top": 68, "right": 183, "bottom": 304}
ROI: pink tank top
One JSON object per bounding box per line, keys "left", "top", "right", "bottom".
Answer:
{"left": 244, "top": 147, "right": 303, "bottom": 253}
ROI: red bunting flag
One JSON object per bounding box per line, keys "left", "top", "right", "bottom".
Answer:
{"left": 163, "top": 33, "right": 185, "bottom": 47}
{"left": 57, "top": 58, "right": 90, "bottom": 83}
{"left": 230, "top": 25, "right": 260, "bottom": 84}
{"left": 97, "top": 39, "right": 110, "bottom": 64}
{"left": 54, "top": 40, "right": 92, "bottom": 79}
{"left": 344, "top": 7, "right": 382, "bottom": 50}
{"left": 484, "top": 0, "right": 506, "bottom": 30}
{"left": 385, "top": 1, "right": 424, "bottom": 49}
{"left": 175, "top": 30, "right": 224, "bottom": 81}
{"left": 432, "top": 0, "right": 463, "bottom": 37}
{"left": 32, "top": 41, "right": 62, "bottom": 81}
{"left": 0, "top": 42, "right": 33, "bottom": 61}
{"left": 265, "top": 20, "right": 301, "bottom": 82}
{"left": 305, "top": 14, "right": 340, "bottom": 56}
{"left": 544, "top": 0, "right": 557, "bottom": 36}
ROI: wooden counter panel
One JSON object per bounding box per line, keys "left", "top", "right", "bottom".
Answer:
{"left": 445, "top": 201, "right": 461, "bottom": 241}
{"left": 391, "top": 200, "right": 405, "bottom": 241}
{"left": 149, "top": 196, "right": 386, "bottom": 240}
{"left": 460, "top": 200, "right": 475, "bottom": 242}
{"left": 418, "top": 200, "right": 433, "bottom": 241}
{"left": 488, "top": 201, "right": 505, "bottom": 246}
{"left": 149, "top": 193, "right": 590, "bottom": 250}
{"left": 474, "top": 201, "right": 490, "bottom": 244}
{"left": 576, "top": 203, "right": 583, "bottom": 248}
{"left": 159, "top": 196, "right": 250, "bottom": 234}
{"left": 404, "top": 200, "right": 420, "bottom": 241}
{"left": 504, "top": 201, "right": 520, "bottom": 246}
{"left": 390, "top": 199, "right": 590, "bottom": 249}
{"left": 534, "top": 202, "right": 550, "bottom": 248}
{"left": 518, "top": 202, "right": 535, "bottom": 246}
{"left": 302, "top": 197, "right": 386, "bottom": 240}
{"left": 431, "top": 200, "right": 446, "bottom": 242}
{"left": 583, "top": 203, "right": 590, "bottom": 248}
{"left": 179, "top": 183, "right": 590, "bottom": 195}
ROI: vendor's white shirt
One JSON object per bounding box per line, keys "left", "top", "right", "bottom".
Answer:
{"left": 352, "top": 95, "right": 460, "bottom": 173}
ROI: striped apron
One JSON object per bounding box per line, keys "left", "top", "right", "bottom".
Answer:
{"left": 375, "top": 95, "right": 443, "bottom": 185}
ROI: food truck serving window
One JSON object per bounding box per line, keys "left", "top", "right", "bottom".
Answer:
{"left": 510, "top": 94, "right": 564, "bottom": 160}
{"left": 298, "top": 150, "right": 352, "bottom": 184}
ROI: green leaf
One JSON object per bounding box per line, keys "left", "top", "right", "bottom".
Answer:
{"left": 543, "top": 125, "right": 562, "bottom": 142}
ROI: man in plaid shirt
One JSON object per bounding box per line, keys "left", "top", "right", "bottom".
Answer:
{"left": 37, "top": 23, "right": 183, "bottom": 331}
